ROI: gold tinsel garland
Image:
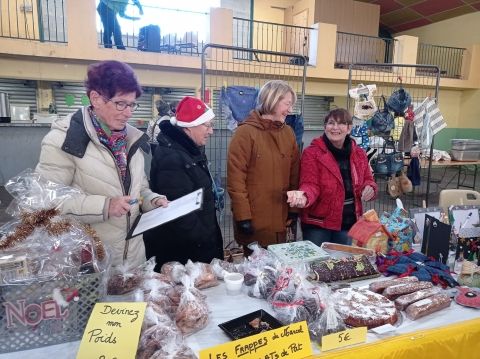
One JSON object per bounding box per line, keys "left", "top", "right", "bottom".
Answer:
{"left": 81, "top": 224, "right": 106, "bottom": 261}
{"left": 0, "top": 209, "right": 105, "bottom": 262}
{"left": 0, "top": 208, "right": 62, "bottom": 250}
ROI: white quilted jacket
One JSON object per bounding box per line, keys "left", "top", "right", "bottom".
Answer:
{"left": 36, "top": 108, "right": 159, "bottom": 268}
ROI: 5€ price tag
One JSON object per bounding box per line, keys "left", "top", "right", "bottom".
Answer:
{"left": 321, "top": 327, "right": 367, "bottom": 352}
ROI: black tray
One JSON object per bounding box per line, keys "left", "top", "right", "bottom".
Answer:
{"left": 218, "top": 309, "right": 282, "bottom": 340}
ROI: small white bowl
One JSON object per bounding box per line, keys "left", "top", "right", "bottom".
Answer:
{"left": 224, "top": 272, "right": 244, "bottom": 295}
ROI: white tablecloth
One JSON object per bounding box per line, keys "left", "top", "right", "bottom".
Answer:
{"left": 1, "top": 278, "right": 479, "bottom": 358}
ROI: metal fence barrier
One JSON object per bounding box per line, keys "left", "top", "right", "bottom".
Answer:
{"left": 233, "top": 17, "right": 313, "bottom": 60}
{"left": 336, "top": 32, "right": 395, "bottom": 68}
{"left": 0, "top": 0, "right": 66, "bottom": 43}
{"left": 417, "top": 43, "right": 465, "bottom": 79}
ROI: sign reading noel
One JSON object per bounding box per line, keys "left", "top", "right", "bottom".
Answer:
{"left": 3, "top": 298, "right": 70, "bottom": 327}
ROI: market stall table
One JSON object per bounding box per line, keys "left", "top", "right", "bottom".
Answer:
{"left": 1, "top": 278, "right": 480, "bottom": 359}
{"left": 421, "top": 159, "right": 480, "bottom": 189}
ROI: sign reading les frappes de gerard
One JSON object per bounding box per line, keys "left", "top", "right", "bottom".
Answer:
{"left": 76, "top": 302, "right": 146, "bottom": 359}
{"left": 200, "top": 321, "right": 312, "bottom": 359}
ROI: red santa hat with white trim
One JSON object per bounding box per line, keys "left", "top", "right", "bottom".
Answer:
{"left": 170, "top": 96, "right": 215, "bottom": 128}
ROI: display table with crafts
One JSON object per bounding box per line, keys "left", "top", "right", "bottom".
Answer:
{"left": 1, "top": 275, "right": 480, "bottom": 359}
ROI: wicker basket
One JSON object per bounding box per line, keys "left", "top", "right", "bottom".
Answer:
{"left": 0, "top": 272, "right": 105, "bottom": 353}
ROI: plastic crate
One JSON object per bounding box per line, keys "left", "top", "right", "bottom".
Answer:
{"left": 450, "top": 149, "right": 480, "bottom": 161}
{"left": 451, "top": 139, "right": 480, "bottom": 151}
{"left": 0, "top": 272, "right": 105, "bottom": 353}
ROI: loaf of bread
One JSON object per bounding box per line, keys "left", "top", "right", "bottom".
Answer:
{"left": 383, "top": 281, "right": 433, "bottom": 300}
{"left": 369, "top": 276, "right": 418, "bottom": 293}
{"left": 394, "top": 287, "right": 441, "bottom": 310}
{"left": 405, "top": 294, "right": 451, "bottom": 320}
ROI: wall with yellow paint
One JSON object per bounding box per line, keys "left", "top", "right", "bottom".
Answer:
{"left": 396, "top": 12, "right": 480, "bottom": 48}
{"left": 0, "top": 0, "right": 40, "bottom": 40}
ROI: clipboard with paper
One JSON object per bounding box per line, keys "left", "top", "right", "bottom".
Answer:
{"left": 127, "top": 188, "right": 203, "bottom": 239}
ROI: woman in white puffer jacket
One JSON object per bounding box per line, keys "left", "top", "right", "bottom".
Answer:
{"left": 36, "top": 60, "right": 168, "bottom": 267}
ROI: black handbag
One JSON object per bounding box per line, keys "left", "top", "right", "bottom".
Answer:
{"left": 371, "top": 96, "right": 394, "bottom": 135}
{"left": 374, "top": 137, "right": 403, "bottom": 175}
{"left": 387, "top": 86, "right": 411, "bottom": 116}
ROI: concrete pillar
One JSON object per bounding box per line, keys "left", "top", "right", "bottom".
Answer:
{"left": 66, "top": 0, "right": 98, "bottom": 55}
{"left": 307, "top": 22, "right": 338, "bottom": 78}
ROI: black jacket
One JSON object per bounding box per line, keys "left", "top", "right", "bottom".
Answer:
{"left": 143, "top": 121, "right": 223, "bottom": 270}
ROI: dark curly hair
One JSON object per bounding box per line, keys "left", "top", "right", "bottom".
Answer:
{"left": 84, "top": 60, "right": 142, "bottom": 99}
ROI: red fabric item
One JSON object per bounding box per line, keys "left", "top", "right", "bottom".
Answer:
{"left": 299, "top": 136, "right": 377, "bottom": 231}
{"left": 399, "top": 264, "right": 415, "bottom": 277}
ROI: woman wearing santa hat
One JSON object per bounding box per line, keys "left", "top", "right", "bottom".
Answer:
{"left": 227, "top": 80, "right": 300, "bottom": 253}
{"left": 144, "top": 96, "right": 224, "bottom": 270}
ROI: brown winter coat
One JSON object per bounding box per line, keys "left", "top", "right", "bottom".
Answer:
{"left": 227, "top": 111, "right": 300, "bottom": 247}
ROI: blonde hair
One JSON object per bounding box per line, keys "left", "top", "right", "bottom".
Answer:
{"left": 255, "top": 80, "right": 297, "bottom": 115}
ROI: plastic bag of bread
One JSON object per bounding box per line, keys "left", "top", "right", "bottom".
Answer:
{"left": 143, "top": 256, "right": 173, "bottom": 283}
{"left": 143, "top": 281, "right": 176, "bottom": 318}
{"left": 269, "top": 267, "right": 320, "bottom": 325}
{"left": 185, "top": 260, "right": 218, "bottom": 289}
{"left": 137, "top": 318, "right": 182, "bottom": 359}
{"left": 247, "top": 265, "right": 279, "bottom": 299}
{"left": 210, "top": 258, "right": 239, "bottom": 279}
{"left": 247, "top": 242, "right": 277, "bottom": 266}
{"left": 175, "top": 276, "right": 209, "bottom": 336}
{"left": 107, "top": 261, "right": 144, "bottom": 295}
{"left": 308, "top": 288, "right": 346, "bottom": 343}
{"left": 143, "top": 274, "right": 176, "bottom": 295}
{"left": 161, "top": 261, "right": 187, "bottom": 283}
{"left": 141, "top": 302, "right": 176, "bottom": 329}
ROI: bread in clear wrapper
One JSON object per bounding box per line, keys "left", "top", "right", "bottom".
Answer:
{"left": 382, "top": 281, "right": 433, "bottom": 300}
{"left": 268, "top": 265, "right": 321, "bottom": 325}
{"left": 394, "top": 287, "right": 441, "bottom": 310}
{"left": 161, "top": 261, "right": 187, "bottom": 283}
{"left": 369, "top": 276, "right": 418, "bottom": 294}
{"left": 185, "top": 260, "right": 219, "bottom": 289}
{"left": 405, "top": 293, "right": 451, "bottom": 320}
{"left": 174, "top": 275, "right": 209, "bottom": 336}
{"left": 308, "top": 287, "right": 346, "bottom": 343}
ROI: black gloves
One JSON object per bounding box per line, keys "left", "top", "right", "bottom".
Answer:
{"left": 237, "top": 220, "right": 254, "bottom": 235}
{"left": 286, "top": 212, "right": 298, "bottom": 227}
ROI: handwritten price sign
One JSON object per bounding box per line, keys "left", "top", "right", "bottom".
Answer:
{"left": 76, "top": 302, "right": 146, "bottom": 359}
{"left": 200, "top": 321, "right": 312, "bottom": 359}
{"left": 321, "top": 327, "right": 367, "bottom": 352}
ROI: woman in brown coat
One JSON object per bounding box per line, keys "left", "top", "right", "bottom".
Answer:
{"left": 227, "top": 80, "right": 300, "bottom": 251}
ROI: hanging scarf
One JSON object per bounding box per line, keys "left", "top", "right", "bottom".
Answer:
{"left": 89, "top": 108, "right": 128, "bottom": 180}
{"left": 323, "top": 134, "right": 355, "bottom": 230}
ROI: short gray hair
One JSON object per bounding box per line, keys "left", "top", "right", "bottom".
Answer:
{"left": 255, "top": 80, "right": 297, "bottom": 115}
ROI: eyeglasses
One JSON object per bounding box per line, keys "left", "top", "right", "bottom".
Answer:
{"left": 103, "top": 96, "right": 139, "bottom": 112}
{"left": 202, "top": 122, "right": 215, "bottom": 129}
{"left": 325, "top": 120, "right": 348, "bottom": 127}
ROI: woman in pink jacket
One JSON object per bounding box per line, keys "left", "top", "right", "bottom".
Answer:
{"left": 287, "top": 108, "right": 377, "bottom": 246}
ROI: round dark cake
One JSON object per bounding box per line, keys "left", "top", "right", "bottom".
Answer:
{"left": 334, "top": 288, "right": 398, "bottom": 329}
